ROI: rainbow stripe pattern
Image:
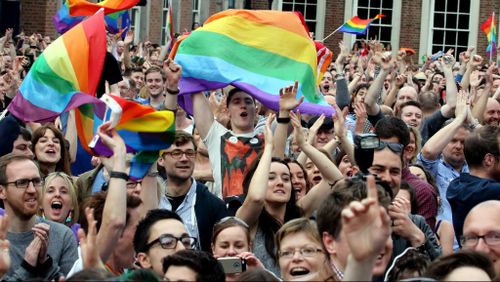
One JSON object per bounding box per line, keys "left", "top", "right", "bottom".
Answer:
{"left": 68, "top": 0, "right": 139, "bottom": 16}
{"left": 9, "top": 11, "right": 106, "bottom": 122}
{"left": 171, "top": 9, "right": 334, "bottom": 116}
{"left": 339, "top": 14, "right": 385, "bottom": 35}
{"left": 75, "top": 95, "right": 175, "bottom": 180}
{"left": 481, "top": 13, "right": 497, "bottom": 57}
{"left": 53, "top": 0, "right": 130, "bottom": 34}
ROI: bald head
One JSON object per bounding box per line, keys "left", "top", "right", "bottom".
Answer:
{"left": 483, "top": 98, "right": 500, "bottom": 127}
{"left": 463, "top": 200, "right": 500, "bottom": 276}
{"left": 395, "top": 86, "right": 418, "bottom": 111}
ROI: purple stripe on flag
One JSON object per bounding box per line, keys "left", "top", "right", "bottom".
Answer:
{"left": 8, "top": 91, "right": 100, "bottom": 123}
{"left": 179, "top": 77, "right": 334, "bottom": 116}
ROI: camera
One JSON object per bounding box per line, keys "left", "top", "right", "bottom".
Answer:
{"left": 218, "top": 257, "right": 246, "bottom": 274}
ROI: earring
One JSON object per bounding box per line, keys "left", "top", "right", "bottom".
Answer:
{"left": 65, "top": 210, "right": 73, "bottom": 223}
{"left": 41, "top": 209, "right": 46, "bottom": 220}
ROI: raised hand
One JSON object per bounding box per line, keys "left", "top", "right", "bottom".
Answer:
{"left": 96, "top": 122, "right": 127, "bottom": 165}
{"left": 290, "top": 110, "right": 307, "bottom": 147}
{"left": 307, "top": 113, "right": 324, "bottom": 144}
{"left": 471, "top": 55, "right": 483, "bottom": 68}
{"left": 123, "top": 30, "right": 134, "bottom": 46}
{"left": 332, "top": 104, "right": 347, "bottom": 139}
{"left": 381, "top": 52, "right": 392, "bottom": 71}
{"left": 163, "top": 58, "right": 182, "bottom": 89}
{"left": 341, "top": 176, "right": 392, "bottom": 261}
{"left": 264, "top": 113, "right": 275, "bottom": 147}
{"left": 440, "top": 54, "right": 456, "bottom": 70}
{"left": 388, "top": 200, "right": 424, "bottom": 247}
{"left": 32, "top": 223, "right": 50, "bottom": 264}
{"left": 279, "top": 80, "right": 304, "bottom": 112}
{"left": 0, "top": 215, "right": 10, "bottom": 277}
{"left": 78, "top": 207, "right": 104, "bottom": 270}
{"left": 454, "top": 89, "right": 469, "bottom": 122}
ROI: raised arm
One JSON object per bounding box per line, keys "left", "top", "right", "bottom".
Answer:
{"left": 163, "top": 58, "right": 181, "bottom": 111}
{"left": 421, "top": 90, "right": 468, "bottom": 161}
{"left": 122, "top": 31, "right": 134, "bottom": 70}
{"left": 364, "top": 53, "right": 392, "bottom": 115}
{"left": 273, "top": 81, "right": 303, "bottom": 158}
{"left": 95, "top": 122, "right": 127, "bottom": 262}
{"left": 292, "top": 111, "right": 344, "bottom": 216}
{"left": 236, "top": 115, "right": 274, "bottom": 228}
{"left": 192, "top": 92, "right": 215, "bottom": 139}
{"left": 295, "top": 114, "right": 324, "bottom": 166}
{"left": 441, "top": 54, "right": 458, "bottom": 107}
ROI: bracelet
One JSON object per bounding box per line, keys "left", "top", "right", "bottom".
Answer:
{"left": 109, "top": 171, "right": 129, "bottom": 181}
{"left": 276, "top": 116, "right": 291, "bottom": 124}
{"left": 166, "top": 87, "right": 180, "bottom": 95}
{"left": 335, "top": 72, "right": 345, "bottom": 79}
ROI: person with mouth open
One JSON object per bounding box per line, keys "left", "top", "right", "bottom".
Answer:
{"left": 32, "top": 123, "right": 72, "bottom": 178}
{"left": 40, "top": 171, "right": 79, "bottom": 240}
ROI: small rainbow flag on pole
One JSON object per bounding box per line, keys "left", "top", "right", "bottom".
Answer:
{"left": 9, "top": 11, "right": 107, "bottom": 122}
{"left": 165, "top": 0, "right": 174, "bottom": 50}
{"left": 338, "top": 14, "right": 385, "bottom": 35}
{"left": 481, "top": 12, "right": 497, "bottom": 60}
{"left": 170, "top": 9, "right": 334, "bottom": 116}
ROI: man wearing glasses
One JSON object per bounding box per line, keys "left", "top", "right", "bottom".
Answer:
{"left": 0, "top": 154, "right": 78, "bottom": 280}
{"left": 462, "top": 200, "right": 500, "bottom": 277}
{"left": 157, "top": 131, "right": 227, "bottom": 252}
{"left": 134, "top": 209, "right": 196, "bottom": 276}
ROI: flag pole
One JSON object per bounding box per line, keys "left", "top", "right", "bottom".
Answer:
{"left": 0, "top": 109, "right": 8, "bottom": 122}
{"left": 321, "top": 25, "right": 342, "bottom": 42}
{"left": 490, "top": 12, "right": 495, "bottom": 62}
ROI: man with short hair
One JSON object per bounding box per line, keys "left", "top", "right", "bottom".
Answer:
{"left": 394, "top": 86, "right": 418, "bottom": 113}
{"left": 482, "top": 98, "right": 500, "bottom": 127}
{"left": 418, "top": 97, "right": 471, "bottom": 228}
{"left": 128, "top": 67, "right": 145, "bottom": 90}
{"left": 157, "top": 130, "right": 227, "bottom": 252}
{"left": 134, "top": 209, "right": 195, "bottom": 276}
{"left": 398, "top": 100, "right": 423, "bottom": 129}
{"left": 307, "top": 116, "right": 335, "bottom": 148}
{"left": 0, "top": 154, "right": 78, "bottom": 280}
{"left": 375, "top": 117, "right": 439, "bottom": 230}
{"left": 0, "top": 115, "right": 33, "bottom": 158}
{"left": 447, "top": 125, "right": 500, "bottom": 242}
{"left": 163, "top": 250, "right": 225, "bottom": 281}
{"left": 461, "top": 200, "right": 500, "bottom": 276}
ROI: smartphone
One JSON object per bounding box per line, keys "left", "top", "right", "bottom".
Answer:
{"left": 217, "top": 257, "right": 246, "bottom": 274}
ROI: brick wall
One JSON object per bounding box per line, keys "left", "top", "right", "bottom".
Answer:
{"left": 179, "top": 0, "right": 193, "bottom": 33}
{"left": 324, "top": 0, "right": 345, "bottom": 52}
{"left": 250, "top": 0, "right": 271, "bottom": 10}
{"left": 477, "top": 0, "right": 498, "bottom": 60}
{"left": 20, "top": 0, "right": 59, "bottom": 38}
{"left": 400, "top": 0, "right": 422, "bottom": 52}
{"left": 148, "top": 0, "right": 163, "bottom": 44}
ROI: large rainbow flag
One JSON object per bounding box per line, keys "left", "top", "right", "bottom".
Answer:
{"left": 338, "top": 14, "right": 385, "bottom": 35}
{"left": 170, "top": 9, "right": 334, "bottom": 116}
{"left": 9, "top": 11, "right": 106, "bottom": 122}
{"left": 481, "top": 12, "right": 497, "bottom": 58}
{"left": 68, "top": 0, "right": 139, "bottom": 16}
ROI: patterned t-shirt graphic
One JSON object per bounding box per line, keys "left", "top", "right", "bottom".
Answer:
{"left": 220, "top": 131, "right": 264, "bottom": 197}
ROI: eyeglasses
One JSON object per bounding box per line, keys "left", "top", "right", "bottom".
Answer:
{"left": 278, "top": 247, "right": 323, "bottom": 259}
{"left": 126, "top": 180, "right": 142, "bottom": 189}
{"left": 163, "top": 149, "right": 196, "bottom": 159}
{"left": 376, "top": 141, "right": 404, "bottom": 153}
{"left": 2, "top": 177, "right": 43, "bottom": 189}
{"left": 145, "top": 234, "right": 197, "bottom": 251}
{"left": 460, "top": 232, "right": 500, "bottom": 247}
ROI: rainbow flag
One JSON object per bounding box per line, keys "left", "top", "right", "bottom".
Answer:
{"left": 68, "top": 0, "right": 139, "bottom": 16}
{"left": 314, "top": 41, "right": 333, "bottom": 85}
{"left": 165, "top": 0, "right": 174, "bottom": 50}
{"left": 481, "top": 12, "right": 497, "bottom": 58}
{"left": 75, "top": 95, "right": 175, "bottom": 180}
{"left": 339, "top": 14, "right": 385, "bottom": 35}
{"left": 171, "top": 9, "right": 334, "bottom": 116}
{"left": 53, "top": 0, "right": 130, "bottom": 34}
{"left": 9, "top": 11, "right": 106, "bottom": 122}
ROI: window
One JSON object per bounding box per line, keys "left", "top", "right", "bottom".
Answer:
{"left": 193, "top": 0, "right": 201, "bottom": 27}
{"left": 130, "top": 6, "right": 141, "bottom": 40}
{"left": 355, "top": 0, "right": 393, "bottom": 45}
{"left": 430, "top": 0, "right": 471, "bottom": 57}
{"left": 161, "top": 0, "right": 171, "bottom": 45}
{"left": 280, "top": 0, "right": 319, "bottom": 38}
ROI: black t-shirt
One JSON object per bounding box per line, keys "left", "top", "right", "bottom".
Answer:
{"left": 167, "top": 194, "right": 187, "bottom": 212}
{"left": 96, "top": 52, "right": 123, "bottom": 98}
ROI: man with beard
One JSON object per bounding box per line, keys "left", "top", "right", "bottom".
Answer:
{"left": 157, "top": 131, "right": 227, "bottom": 252}
{"left": 447, "top": 125, "right": 500, "bottom": 243}
{"left": 482, "top": 98, "right": 500, "bottom": 127}
{"left": 0, "top": 154, "right": 77, "bottom": 280}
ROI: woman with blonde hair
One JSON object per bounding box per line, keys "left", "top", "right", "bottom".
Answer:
{"left": 40, "top": 171, "right": 80, "bottom": 239}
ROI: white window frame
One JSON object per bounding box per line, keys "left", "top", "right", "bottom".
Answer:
{"left": 130, "top": 6, "right": 141, "bottom": 42}
{"left": 192, "top": 0, "right": 201, "bottom": 25}
{"left": 419, "top": 0, "right": 479, "bottom": 62}
{"left": 161, "top": 0, "right": 170, "bottom": 45}
{"left": 277, "top": 0, "right": 326, "bottom": 40}
{"left": 344, "top": 0, "right": 401, "bottom": 54}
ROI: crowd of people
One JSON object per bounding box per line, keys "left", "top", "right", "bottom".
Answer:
{"left": 0, "top": 20, "right": 500, "bottom": 281}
